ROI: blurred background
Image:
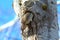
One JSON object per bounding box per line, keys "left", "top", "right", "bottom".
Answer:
{"left": 0, "top": 0, "right": 22, "bottom": 40}
{"left": 0, "top": 0, "right": 60, "bottom": 40}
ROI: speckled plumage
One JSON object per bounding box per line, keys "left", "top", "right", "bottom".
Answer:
{"left": 13, "top": 0, "right": 59, "bottom": 40}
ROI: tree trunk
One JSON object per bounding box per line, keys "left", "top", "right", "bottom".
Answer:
{"left": 13, "top": 0, "right": 59, "bottom": 40}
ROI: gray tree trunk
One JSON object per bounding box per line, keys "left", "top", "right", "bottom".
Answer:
{"left": 13, "top": 0, "right": 59, "bottom": 40}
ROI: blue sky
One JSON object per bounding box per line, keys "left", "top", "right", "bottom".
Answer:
{"left": 0, "top": 0, "right": 60, "bottom": 39}
{"left": 0, "top": 0, "right": 16, "bottom": 26}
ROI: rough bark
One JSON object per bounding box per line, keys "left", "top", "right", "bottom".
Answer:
{"left": 13, "top": 0, "right": 59, "bottom": 40}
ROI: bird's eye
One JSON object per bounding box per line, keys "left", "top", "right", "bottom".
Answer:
{"left": 19, "top": 3, "right": 22, "bottom": 6}
{"left": 42, "top": 4, "right": 47, "bottom": 10}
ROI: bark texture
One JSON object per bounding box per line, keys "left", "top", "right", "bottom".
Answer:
{"left": 13, "top": 0, "right": 59, "bottom": 40}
